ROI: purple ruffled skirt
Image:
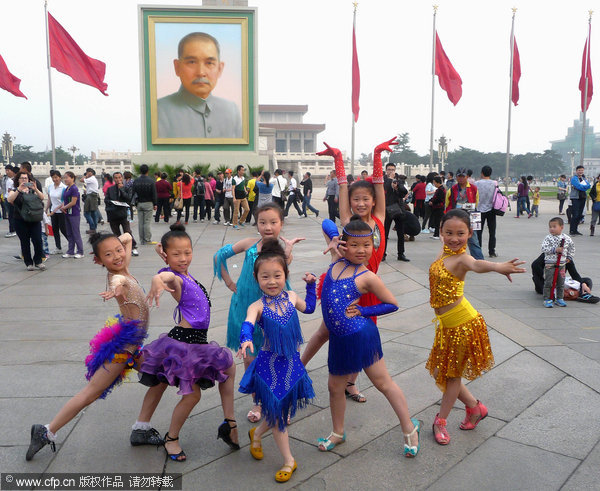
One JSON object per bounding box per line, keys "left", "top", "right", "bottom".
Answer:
{"left": 139, "top": 326, "right": 233, "bottom": 395}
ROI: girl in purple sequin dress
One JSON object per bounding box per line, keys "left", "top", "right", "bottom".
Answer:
{"left": 139, "top": 224, "right": 238, "bottom": 462}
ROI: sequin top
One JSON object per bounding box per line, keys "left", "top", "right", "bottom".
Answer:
{"left": 258, "top": 291, "right": 303, "bottom": 358}
{"left": 321, "top": 259, "right": 371, "bottom": 336}
{"left": 158, "top": 267, "right": 210, "bottom": 330}
{"left": 108, "top": 272, "right": 149, "bottom": 328}
{"left": 429, "top": 245, "right": 466, "bottom": 309}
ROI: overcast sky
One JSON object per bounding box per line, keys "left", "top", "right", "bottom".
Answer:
{"left": 0, "top": 0, "right": 598, "bottom": 159}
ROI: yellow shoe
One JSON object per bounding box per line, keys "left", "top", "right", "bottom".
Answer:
{"left": 248, "top": 427, "right": 263, "bottom": 460}
{"left": 275, "top": 460, "right": 297, "bottom": 482}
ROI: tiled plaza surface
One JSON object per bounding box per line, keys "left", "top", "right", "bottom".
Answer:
{"left": 1, "top": 193, "right": 598, "bottom": 490}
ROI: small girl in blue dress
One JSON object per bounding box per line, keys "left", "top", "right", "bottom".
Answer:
{"left": 214, "top": 203, "right": 304, "bottom": 423}
{"left": 318, "top": 216, "right": 422, "bottom": 458}
{"left": 238, "top": 240, "right": 316, "bottom": 483}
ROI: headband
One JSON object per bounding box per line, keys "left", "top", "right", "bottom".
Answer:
{"left": 343, "top": 226, "right": 373, "bottom": 238}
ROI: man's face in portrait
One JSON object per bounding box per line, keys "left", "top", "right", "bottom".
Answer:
{"left": 174, "top": 38, "right": 224, "bottom": 100}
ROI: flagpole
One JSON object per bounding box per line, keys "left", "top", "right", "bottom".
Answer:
{"left": 580, "top": 11, "right": 593, "bottom": 167}
{"left": 351, "top": 2, "right": 357, "bottom": 178}
{"left": 44, "top": 0, "right": 56, "bottom": 170}
{"left": 504, "top": 8, "right": 516, "bottom": 193}
{"left": 429, "top": 5, "right": 438, "bottom": 172}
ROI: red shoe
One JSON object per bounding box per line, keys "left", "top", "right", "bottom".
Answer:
{"left": 433, "top": 413, "right": 450, "bottom": 445}
{"left": 460, "top": 400, "right": 488, "bottom": 430}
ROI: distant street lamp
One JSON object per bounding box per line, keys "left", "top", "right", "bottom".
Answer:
{"left": 436, "top": 135, "right": 449, "bottom": 173}
{"left": 568, "top": 148, "right": 578, "bottom": 177}
{"left": 68, "top": 145, "right": 79, "bottom": 166}
{"left": 2, "top": 132, "right": 15, "bottom": 166}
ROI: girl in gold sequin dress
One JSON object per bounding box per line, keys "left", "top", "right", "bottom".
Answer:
{"left": 426, "top": 210, "right": 525, "bottom": 445}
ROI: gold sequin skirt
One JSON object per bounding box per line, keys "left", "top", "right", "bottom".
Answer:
{"left": 425, "top": 297, "right": 494, "bottom": 391}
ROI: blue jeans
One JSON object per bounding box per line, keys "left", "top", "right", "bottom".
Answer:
{"left": 517, "top": 196, "right": 530, "bottom": 216}
{"left": 570, "top": 198, "right": 586, "bottom": 234}
{"left": 468, "top": 233, "right": 484, "bottom": 260}
{"left": 84, "top": 211, "right": 98, "bottom": 230}
{"left": 302, "top": 194, "right": 319, "bottom": 216}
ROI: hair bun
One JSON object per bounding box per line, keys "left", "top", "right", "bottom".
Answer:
{"left": 170, "top": 223, "right": 186, "bottom": 232}
{"left": 260, "top": 239, "right": 285, "bottom": 256}
{"left": 349, "top": 214, "right": 362, "bottom": 222}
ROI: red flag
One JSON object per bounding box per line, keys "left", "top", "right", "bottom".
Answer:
{"left": 48, "top": 12, "right": 108, "bottom": 95}
{"left": 0, "top": 54, "right": 27, "bottom": 99}
{"left": 352, "top": 22, "right": 360, "bottom": 122}
{"left": 579, "top": 25, "right": 593, "bottom": 112}
{"left": 435, "top": 32, "right": 462, "bottom": 105}
{"left": 511, "top": 37, "right": 521, "bottom": 106}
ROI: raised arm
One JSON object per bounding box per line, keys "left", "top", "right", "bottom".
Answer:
{"left": 146, "top": 270, "right": 182, "bottom": 307}
{"left": 213, "top": 237, "right": 255, "bottom": 292}
{"left": 292, "top": 273, "right": 317, "bottom": 313}
{"left": 317, "top": 143, "right": 350, "bottom": 224}
{"left": 372, "top": 137, "right": 398, "bottom": 222}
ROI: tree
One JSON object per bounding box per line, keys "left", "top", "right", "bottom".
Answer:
{"left": 389, "top": 132, "right": 422, "bottom": 165}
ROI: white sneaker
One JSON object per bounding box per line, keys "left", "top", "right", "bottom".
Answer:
{"left": 193, "top": 219, "right": 198, "bottom": 223}
{"left": 132, "top": 249, "right": 139, "bottom": 257}
{"left": 35, "top": 263, "right": 47, "bottom": 270}
{"left": 5, "top": 232, "right": 16, "bottom": 238}
{"left": 200, "top": 219, "right": 205, "bottom": 223}
{"left": 212, "top": 220, "right": 219, "bottom": 225}
{"left": 26, "top": 265, "right": 35, "bottom": 271}
{"left": 429, "top": 227, "right": 435, "bottom": 233}
{"left": 224, "top": 221, "right": 230, "bottom": 226}
{"left": 74, "top": 253, "right": 85, "bottom": 259}
{"left": 421, "top": 229, "right": 430, "bottom": 234}
{"left": 62, "top": 253, "right": 75, "bottom": 258}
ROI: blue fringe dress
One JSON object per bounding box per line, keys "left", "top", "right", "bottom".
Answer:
{"left": 321, "top": 259, "right": 384, "bottom": 375}
{"left": 239, "top": 292, "right": 314, "bottom": 431}
{"left": 214, "top": 240, "right": 291, "bottom": 352}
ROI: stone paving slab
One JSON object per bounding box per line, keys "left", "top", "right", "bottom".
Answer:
{"left": 427, "top": 436, "right": 580, "bottom": 491}
{"left": 497, "top": 377, "right": 600, "bottom": 460}
{"left": 562, "top": 439, "right": 600, "bottom": 491}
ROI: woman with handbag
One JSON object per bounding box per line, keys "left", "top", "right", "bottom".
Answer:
{"left": 175, "top": 173, "right": 192, "bottom": 225}
{"left": 6, "top": 170, "right": 46, "bottom": 271}
{"left": 589, "top": 174, "right": 600, "bottom": 236}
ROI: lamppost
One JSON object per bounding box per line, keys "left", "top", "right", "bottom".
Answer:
{"left": 436, "top": 135, "right": 449, "bottom": 173}
{"left": 568, "top": 148, "right": 578, "bottom": 177}
{"left": 1, "top": 132, "right": 15, "bottom": 166}
{"left": 68, "top": 145, "right": 79, "bottom": 166}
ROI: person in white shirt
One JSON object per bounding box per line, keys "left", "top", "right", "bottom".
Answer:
{"left": 45, "top": 170, "right": 68, "bottom": 254}
{"left": 284, "top": 170, "right": 303, "bottom": 217}
{"left": 223, "top": 168, "right": 234, "bottom": 225}
{"left": 81, "top": 168, "right": 100, "bottom": 233}
{"left": 271, "top": 169, "right": 288, "bottom": 209}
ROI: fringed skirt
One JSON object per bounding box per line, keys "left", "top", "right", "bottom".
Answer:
{"left": 84, "top": 315, "right": 147, "bottom": 400}
{"left": 328, "top": 318, "right": 383, "bottom": 375}
{"left": 425, "top": 297, "right": 494, "bottom": 391}
{"left": 239, "top": 350, "right": 314, "bottom": 432}
{"left": 139, "top": 326, "right": 233, "bottom": 395}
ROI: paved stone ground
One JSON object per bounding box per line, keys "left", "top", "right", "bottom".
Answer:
{"left": 0, "top": 193, "right": 598, "bottom": 490}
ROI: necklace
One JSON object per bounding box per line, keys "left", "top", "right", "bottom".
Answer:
{"left": 263, "top": 290, "right": 289, "bottom": 316}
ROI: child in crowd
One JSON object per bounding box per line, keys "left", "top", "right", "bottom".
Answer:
{"left": 239, "top": 241, "right": 316, "bottom": 483}
{"left": 541, "top": 217, "right": 575, "bottom": 308}
{"left": 140, "top": 224, "right": 238, "bottom": 462}
{"left": 531, "top": 187, "right": 541, "bottom": 217}
{"left": 427, "top": 210, "right": 525, "bottom": 445}
{"left": 26, "top": 233, "right": 150, "bottom": 460}
{"left": 214, "top": 203, "right": 304, "bottom": 422}
{"left": 318, "top": 216, "right": 422, "bottom": 458}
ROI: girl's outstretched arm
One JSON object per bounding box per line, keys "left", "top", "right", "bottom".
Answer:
{"left": 317, "top": 143, "right": 350, "bottom": 225}
{"left": 292, "top": 273, "right": 317, "bottom": 313}
{"left": 279, "top": 236, "right": 306, "bottom": 265}
{"left": 461, "top": 255, "right": 526, "bottom": 282}
{"left": 99, "top": 274, "right": 129, "bottom": 303}
{"left": 213, "top": 237, "right": 256, "bottom": 292}
{"left": 146, "top": 271, "right": 181, "bottom": 307}
{"left": 372, "top": 137, "right": 398, "bottom": 223}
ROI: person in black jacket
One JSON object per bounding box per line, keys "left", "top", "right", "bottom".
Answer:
{"left": 299, "top": 172, "right": 320, "bottom": 217}
{"left": 105, "top": 172, "right": 139, "bottom": 256}
{"left": 383, "top": 163, "right": 409, "bottom": 262}
{"left": 132, "top": 164, "right": 157, "bottom": 245}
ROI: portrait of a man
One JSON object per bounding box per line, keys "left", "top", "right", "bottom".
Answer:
{"left": 158, "top": 32, "right": 242, "bottom": 139}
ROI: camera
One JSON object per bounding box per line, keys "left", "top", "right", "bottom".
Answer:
{"left": 24, "top": 182, "right": 33, "bottom": 188}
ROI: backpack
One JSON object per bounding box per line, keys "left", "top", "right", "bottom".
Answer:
{"left": 492, "top": 185, "right": 509, "bottom": 216}
{"left": 194, "top": 178, "right": 205, "bottom": 197}
{"left": 20, "top": 191, "right": 44, "bottom": 222}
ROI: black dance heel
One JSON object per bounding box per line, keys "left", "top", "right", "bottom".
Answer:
{"left": 164, "top": 432, "right": 186, "bottom": 462}
{"left": 217, "top": 418, "right": 240, "bottom": 450}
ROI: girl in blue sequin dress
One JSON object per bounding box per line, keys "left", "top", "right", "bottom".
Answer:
{"left": 238, "top": 240, "right": 316, "bottom": 483}
{"left": 318, "top": 216, "right": 422, "bottom": 458}
{"left": 214, "top": 203, "right": 304, "bottom": 423}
